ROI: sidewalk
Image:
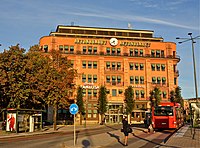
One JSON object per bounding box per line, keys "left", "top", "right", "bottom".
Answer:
{"left": 0, "top": 124, "right": 146, "bottom": 148}
{"left": 161, "top": 125, "right": 200, "bottom": 148}
{"left": 0, "top": 124, "right": 105, "bottom": 139}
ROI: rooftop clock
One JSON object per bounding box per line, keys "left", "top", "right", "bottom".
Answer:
{"left": 110, "top": 38, "right": 118, "bottom": 46}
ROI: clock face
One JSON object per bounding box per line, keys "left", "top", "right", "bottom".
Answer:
{"left": 110, "top": 38, "right": 118, "bottom": 46}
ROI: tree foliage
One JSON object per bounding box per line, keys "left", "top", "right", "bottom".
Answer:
{"left": 98, "top": 86, "right": 107, "bottom": 123}
{"left": 0, "top": 45, "right": 77, "bottom": 130}
{"left": 76, "top": 86, "right": 85, "bottom": 125}
{"left": 124, "top": 86, "right": 134, "bottom": 115}
{"left": 170, "top": 86, "right": 183, "bottom": 107}
{"left": 149, "top": 87, "right": 162, "bottom": 107}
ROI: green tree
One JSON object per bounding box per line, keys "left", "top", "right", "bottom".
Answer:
{"left": 0, "top": 45, "right": 33, "bottom": 109}
{"left": 124, "top": 86, "right": 135, "bottom": 118}
{"left": 170, "top": 86, "right": 183, "bottom": 107}
{"left": 170, "top": 90, "right": 176, "bottom": 103}
{"left": 76, "top": 86, "right": 85, "bottom": 125}
{"left": 98, "top": 86, "right": 107, "bottom": 124}
{"left": 149, "top": 87, "right": 162, "bottom": 108}
{"left": 40, "top": 49, "right": 77, "bottom": 130}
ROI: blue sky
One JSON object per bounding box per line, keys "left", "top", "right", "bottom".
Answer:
{"left": 0, "top": 0, "right": 199, "bottom": 99}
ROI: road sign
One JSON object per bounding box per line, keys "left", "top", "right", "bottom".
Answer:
{"left": 69, "top": 103, "right": 79, "bottom": 115}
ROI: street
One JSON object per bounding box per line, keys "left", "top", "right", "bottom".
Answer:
{"left": 0, "top": 124, "right": 174, "bottom": 148}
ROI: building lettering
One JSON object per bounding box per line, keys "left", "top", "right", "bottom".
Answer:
{"left": 75, "top": 39, "right": 107, "bottom": 45}
{"left": 120, "top": 41, "right": 151, "bottom": 47}
{"left": 81, "top": 82, "right": 99, "bottom": 89}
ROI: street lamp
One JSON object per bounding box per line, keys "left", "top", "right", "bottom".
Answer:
{"left": 176, "top": 33, "right": 200, "bottom": 139}
{"left": 176, "top": 33, "right": 200, "bottom": 103}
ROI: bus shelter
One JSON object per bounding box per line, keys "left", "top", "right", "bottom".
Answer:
{"left": 5, "top": 108, "right": 44, "bottom": 133}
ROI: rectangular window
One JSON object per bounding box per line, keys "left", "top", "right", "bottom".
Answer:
{"left": 135, "top": 76, "right": 139, "bottom": 84}
{"left": 70, "top": 60, "right": 74, "bottom": 67}
{"left": 163, "top": 91, "right": 167, "bottom": 98}
{"left": 174, "top": 78, "right": 177, "bottom": 85}
{"left": 106, "top": 47, "right": 110, "bottom": 55}
{"left": 112, "top": 76, "right": 116, "bottom": 85}
{"left": 112, "top": 89, "right": 117, "bottom": 96}
{"left": 135, "top": 90, "right": 139, "bottom": 99}
{"left": 70, "top": 46, "right": 74, "bottom": 53}
{"left": 156, "top": 50, "right": 160, "bottom": 57}
{"left": 161, "top": 64, "right": 165, "bottom": 71}
{"left": 93, "top": 47, "right": 97, "bottom": 54}
{"left": 119, "top": 89, "right": 123, "bottom": 94}
{"left": 157, "top": 77, "right": 161, "bottom": 84}
{"left": 161, "top": 50, "right": 165, "bottom": 57}
{"left": 130, "top": 76, "right": 134, "bottom": 84}
{"left": 112, "top": 48, "right": 115, "bottom": 55}
{"left": 130, "top": 63, "right": 134, "bottom": 70}
{"left": 88, "top": 75, "right": 92, "bottom": 83}
{"left": 112, "top": 62, "right": 115, "bottom": 70}
{"left": 151, "top": 64, "right": 155, "bottom": 71}
{"left": 106, "top": 76, "right": 110, "bottom": 83}
{"left": 93, "top": 75, "right": 97, "bottom": 83}
{"left": 140, "top": 76, "right": 144, "bottom": 84}
{"left": 82, "top": 89, "right": 86, "bottom": 96}
{"left": 152, "top": 77, "right": 156, "bottom": 84}
{"left": 117, "top": 48, "right": 121, "bottom": 55}
{"left": 117, "top": 62, "right": 121, "bottom": 70}
{"left": 162, "top": 77, "right": 166, "bottom": 84}
{"left": 82, "top": 61, "right": 86, "bottom": 68}
{"left": 93, "top": 90, "right": 97, "bottom": 97}
{"left": 135, "top": 63, "right": 139, "bottom": 70}
{"left": 88, "top": 61, "right": 92, "bottom": 69}
{"left": 134, "top": 49, "right": 138, "bottom": 56}
{"left": 88, "top": 89, "right": 92, "bottom": 96}
{"left": 130, "top": 49, "right": 133, "bottom": 56}
{"left": 59, "top": 45, "right": 63, "bottom": 51}
{"left": 140, "top": 64, "right": 144, "bottom": 70}
{"left": 82, "top": 74, "right": 86, "bottom": 82}
{"left": 151, "top": 50, "right": 155, "bottom": 57}
{"left": 44, "top": 45, "right": 48, "bottom": 52}
{"left": 88, "top": 46, "right": 92, "bottom": 54}
{"left": 106, "top": 62, "right": 110, "bottom": 69}
{"left": 83, "top": 46, "right": 87, "bottom": 54}
{"left": 141, "top": 90, "right": 145, "bottom": 98}
{"left": 93, "top": 61, "right": 97, "bottom": 69}
{"left": 64, "top": 45, "right": 69, "bottom": 53}
{"left": 156, "top": 64, "right": 160, "bottom": 71}
{"left": 117, "top": 76, "right": 121, "bottom": 83}
{"left": 140, "top": 49, "right": 143, "bottom": 56}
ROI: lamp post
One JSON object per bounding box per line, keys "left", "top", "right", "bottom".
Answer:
{"left": 176, "top": 33, "right": 200, "bottom": 139}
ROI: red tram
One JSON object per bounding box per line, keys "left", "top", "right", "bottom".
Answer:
{"left": 152, "top": 102, "right": 184, "bottom": 129}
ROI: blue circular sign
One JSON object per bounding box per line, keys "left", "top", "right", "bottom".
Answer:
{"left": 69, "top": 103, "right": 79, "bottom": 115}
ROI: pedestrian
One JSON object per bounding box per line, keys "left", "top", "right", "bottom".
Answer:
{"left": 122, "top": 116, "right": 130, "bottom": 146}
{"left": 147, "top": 115, "right": 153, "bottom": 133}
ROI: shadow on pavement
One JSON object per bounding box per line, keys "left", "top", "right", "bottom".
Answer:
{"left": 107, "top": 132, "right": 125, "bottom": 146}
{"left": 132, "top": 133, "right": 179, "bottom": 148}
{"left": 104, "top": 124, "right": 119, "bottom": 130}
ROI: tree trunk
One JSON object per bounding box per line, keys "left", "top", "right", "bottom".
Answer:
{"left": 80, "top": 113, "right": 82, "bottom": 125}
{"left": 53, "top": 105, "right": 57, "bottom": 131}
{"left": 101, "top": 114, "right": 104, "bottom": 125}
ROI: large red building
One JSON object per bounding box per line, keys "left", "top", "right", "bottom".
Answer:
{"left": 39, "top": 25, "right": 180, "bottom": 124}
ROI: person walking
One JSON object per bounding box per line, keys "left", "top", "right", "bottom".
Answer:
{"left": 122, "top": 116, "right": 129, "bottom": 146}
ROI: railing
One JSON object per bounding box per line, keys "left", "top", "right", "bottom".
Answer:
{"left": 61, "top": 50, "right": 180, "bottom": 60}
